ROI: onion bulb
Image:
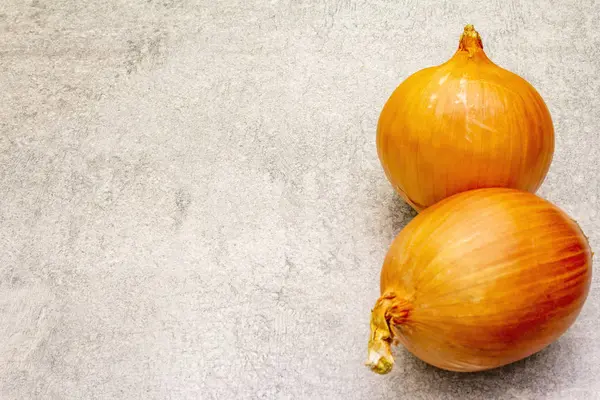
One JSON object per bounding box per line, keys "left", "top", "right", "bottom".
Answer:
{"left": 366, "top": 188, "right": 592, "bottom": 373}
{"left": 377, "top": 25, "right": 554, "bottom": 211}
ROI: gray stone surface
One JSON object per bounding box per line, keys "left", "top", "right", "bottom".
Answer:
{"left": 1, "top": 0, "right": 599, "bottom": 399}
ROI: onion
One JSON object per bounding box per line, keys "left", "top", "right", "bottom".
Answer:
{"left": 366, "top": 188, "right": 592, "bottom": 373}
{"left": 377, "top": 25, "right": 554, "bottom": 211}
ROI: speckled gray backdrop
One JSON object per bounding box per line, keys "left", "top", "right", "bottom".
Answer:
{"left": 1, "top": 0, "right": 599, "bottom": 399}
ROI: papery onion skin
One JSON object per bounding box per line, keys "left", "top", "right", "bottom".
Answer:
{"left": 366, "top": 188, "right": 592, "bottom": 373}
{"left": 377, "top": 25, "right": 554, "bottom": 211}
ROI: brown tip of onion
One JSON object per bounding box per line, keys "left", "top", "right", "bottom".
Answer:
{"left": 366, "top": 292, "right": 412, "bottom": 374}
{"left": 458, "top": 24, "right": 484, "bottom": 56}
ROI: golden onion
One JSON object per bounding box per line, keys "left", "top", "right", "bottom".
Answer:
{"left": 377, "top": 25, "right": 554, "bottom": 211}
{"left": 366, "top": 188, "right": 592, "bottom": 373}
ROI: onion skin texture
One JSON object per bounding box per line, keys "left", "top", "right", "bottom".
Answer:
{"left": 377, "top": 25, "right": 554, "bottom": 211}
{"left": 366, "top": 188, "right": 592, "bottom": 373}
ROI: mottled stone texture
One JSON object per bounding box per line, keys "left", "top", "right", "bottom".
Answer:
{"left": 1, "top": 1, "right": 599, "bottom": 399}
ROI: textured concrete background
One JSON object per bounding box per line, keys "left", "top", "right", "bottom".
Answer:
{"left": 1, "top": 1, "right": 599, "bottom": 399}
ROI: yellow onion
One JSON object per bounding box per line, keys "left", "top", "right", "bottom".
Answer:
{"left": 366, "top": 188, "right": 592, "bottom": 373}
{"left": 377, "top": 25, "right": 554, "bottom": 211}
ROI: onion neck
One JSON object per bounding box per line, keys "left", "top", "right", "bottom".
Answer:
{"left": 366, "top": 292, "right": 411, "bottom": 374}
{"left": 457, "top": 24, "right": 485, "bottom": 58}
